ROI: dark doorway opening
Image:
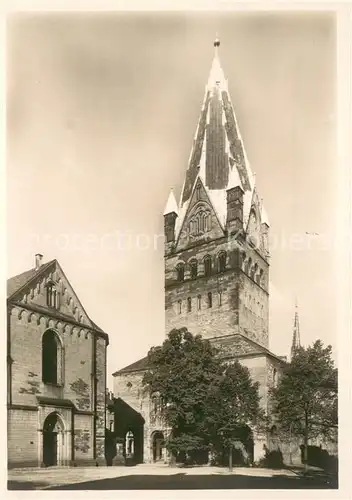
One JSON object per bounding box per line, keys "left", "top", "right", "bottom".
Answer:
{"left": 43, "top": 413, "right": 63, "bottom": 467}
{"left": 152, "top": 431, "right": 165, "bottom": 462}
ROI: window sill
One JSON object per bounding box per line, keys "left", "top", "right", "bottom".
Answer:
{"left": 42, "top": 382, "right": 64, "bottom": 388}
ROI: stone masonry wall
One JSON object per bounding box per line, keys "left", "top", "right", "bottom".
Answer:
{"left": 9, "top": 309, "right": 94, "bottom": 410}
{"left": 165, "top": 233, "right": 269, "bottom": 347}
{"left": 7, "top": 409, "right": 38, "bottom": 468}
{"left": 95, "top": 337, "right": 107, "bottom": 461}
{"left": 113, "top": 371, "right": 168, "bottom": 464}
{"left": 74, "top": 413, "right": 94, "bottom": 462}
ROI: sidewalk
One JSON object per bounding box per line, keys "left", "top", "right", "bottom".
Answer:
{"left": 8, "top": 464, "right": 298, "bottom": 490}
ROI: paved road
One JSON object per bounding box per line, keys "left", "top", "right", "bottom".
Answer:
{"left": 8, "top": 466, "right": 337, "bottom": 490}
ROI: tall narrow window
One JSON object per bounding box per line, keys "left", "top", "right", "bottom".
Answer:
{"left": 196, "top": 184, "right": 201, "bottom": 201}
{"left": 178, "top": 300, "right": 182, "bottom": 314}
{"left": 247, "top": 258, "right": 252, "bottom": 276}
{"left": 125, "top": 431, "right": 134, "bottom": 456}
{"left": 176, "top": 263, "right": 185, "bottom": 282}
{"left": 273, "top": 368, "right": 277, "bottom": 387}
{"left": 187, "top": 297, "right": 192, "bottom": 313}
{"left": 218, "top": 252, "right": 227, "bottom": 273}
{"left": 204, "top": 213, "right": 212, "bottom": 232}
{"left": 199, "top": 213, "right": 205, "bottom": 232}
{"left": 190, "top": 260, "right": 198, "bottom": 280}
{"left": 208, "top": 292, "right": 212, "bottom": 308}
{"left": 46, "top": 282, "right": 58, "bottom": 308}
{"left": 251, "top": 263, "right": 257, "bottom": 281}
{"left": 197, "top": 295, "right": 201, "bottom": 310}
{"left": 218, "top": 291, "right": 222, "bottom": 307}
{"left": 42, "top": 330, "right": 60, "bottom": 384}
{"left": 204, "top": 256, "right": 212, "bottom": 277}
{"left": 258, "top": 269, "right": 264, "bottom": 286}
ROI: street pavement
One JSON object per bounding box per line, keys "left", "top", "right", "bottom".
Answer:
{"left": 7, "top": 463, "right": 337, "bottom": 490}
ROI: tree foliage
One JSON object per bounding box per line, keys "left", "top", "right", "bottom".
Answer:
{"left": 270, "top": 340, "right": 337, "bottom": 462}
{"left": 143, "top": 328, "right": 262, "bottom": 462}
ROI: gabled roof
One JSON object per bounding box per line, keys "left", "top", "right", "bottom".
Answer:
{"left": 7, "top": 260, "right": 55, "bottom": 299}
{"left": 112, "top": 334, "right": 286, "bottom": 378}
{"left": 112, "top": 356, "right": 149, "bottom": 376}
{"left": 215, "top": 333, "right": 287, "bottom": 364}
{"left": 7, "top": 258, "right": 107, "bottom": 340}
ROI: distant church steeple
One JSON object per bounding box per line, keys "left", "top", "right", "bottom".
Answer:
{"left": 290, "top": 299, "right": 301, "bottom": 360}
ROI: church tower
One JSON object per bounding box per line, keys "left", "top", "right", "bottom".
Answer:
{"left": 290, "top": 300, "right": 301, "bottom": 359}
{"left": 164, "top": 39, "right": 270, "bottom": 351}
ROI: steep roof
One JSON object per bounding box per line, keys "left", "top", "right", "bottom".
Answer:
{"left": 7, "top": 260, "right": 55, "bottom": 299}
{"left": 163, "top": 189, "right": 179, "bottom": 216}
{"left": 112, "top": 356, "right": 149, "bottom": 376}
{"left": 7, "top": 258, "right": 107, "bottom": 339}
{"left": 175, "top": 40, "right": 269, "bottom": 236}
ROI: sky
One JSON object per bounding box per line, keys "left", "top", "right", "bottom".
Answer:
{"left": 7, "top": 12, "right": 337, "bottom": 387}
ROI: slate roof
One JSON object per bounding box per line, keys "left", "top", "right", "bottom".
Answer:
{"left": 112, "top": 356, "right": 149, "bottom": 376}
{"left": 113, "top": 334, "right": 286, "bottom": 377}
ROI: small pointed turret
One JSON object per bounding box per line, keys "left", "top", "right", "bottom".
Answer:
{"left": 261, "top": 204, "right": 270, "bottom": 227}
{"left": 290, "top": 299, "right": 301, "bottom": 360}
{"left": 163, "top": 189, "right": 178, "bottom": 216}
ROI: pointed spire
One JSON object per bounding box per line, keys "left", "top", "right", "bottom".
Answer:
{"left": 163, "top": 189, "right": 178, "bottom": 216}
{"left": 290, "top": 299, "right": 301, "bottom": 360}
{"left": 260, "top": 202, "right": 270, "bottom": 227}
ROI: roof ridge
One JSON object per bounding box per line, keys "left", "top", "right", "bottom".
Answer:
{"left": 7, "top": 259, "right": 56, "bottom": 300}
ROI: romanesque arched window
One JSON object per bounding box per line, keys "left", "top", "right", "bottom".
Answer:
{"left": 208, "top": 292, "right": 212, "bottom": 308}
{"left": 190, "top": 260, "right": 198, "bottom": 280}
{"left": 197, "top": 295, "right": 201, "bottom": 310}
{"left": 187, "top": 297, "right": 192, "bottom": 313}
{"left": 218, "top": 291, "right": 222, "bottom": 307}
{"left": 46, "top": 282, "right": 58, "bottom": 309}
{"left": 204, "top": 255, "right": 212, "bottom": 277}
{"left": 218, "top": 251, "right": 227, "bottom": 273}
{"left": 258, "top": 269, "right": 264, "bottom": 286}
{"left": 42, "top": 330, "right": 61, "bottom": 385}
{"left": 176, "top": 263, "right": 185, "bottom": 282}
{"left": 178, "top": 300, "right": 182, "bottom": 314}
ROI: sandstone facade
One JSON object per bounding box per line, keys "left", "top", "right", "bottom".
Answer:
{"left": 7, "top": 256, "right": 109, "bottom": 468}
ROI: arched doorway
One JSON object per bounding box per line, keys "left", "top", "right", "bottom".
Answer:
{"left": 151, "top": 431, "right": 165, "bottom": 463}
{"left": 43, "top": 412, "right": 65, "bottom": 467}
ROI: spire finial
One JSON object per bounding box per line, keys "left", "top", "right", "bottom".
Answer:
{"left": 214, "top": 34, "right": 220, "bottom": 58}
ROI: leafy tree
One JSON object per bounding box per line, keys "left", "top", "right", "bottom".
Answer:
{"left": 270, "top": 340, "right": 337, "bottom": 468}
{"left": 143, "top": 327, "right": 262, "bottom": 465}
{"left": 203, "top": 361, "right": 263, "bottom": 466}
